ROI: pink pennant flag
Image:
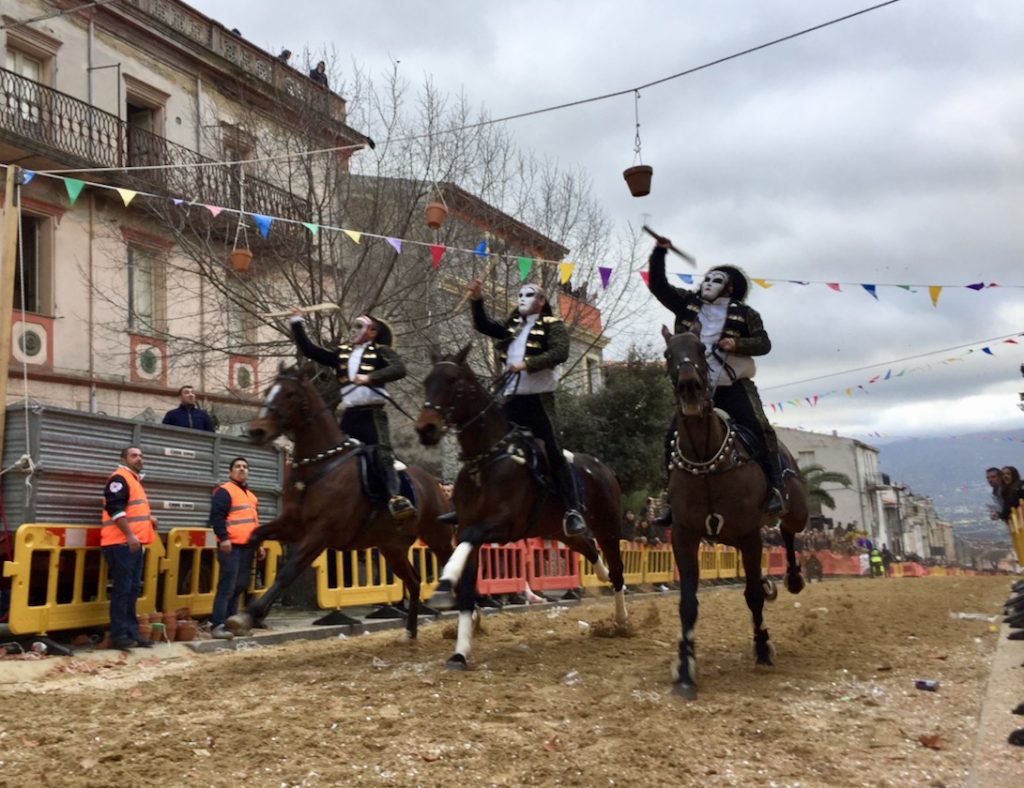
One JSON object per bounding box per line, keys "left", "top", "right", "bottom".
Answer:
{"left": 639, "top": 271, "right": 650, "bottom": 286}
{"left": 386, "top": 237, "right": 402, "bottom": 254}
{"left": 430, "top": 245, "right": 445, "bottom": 269}
{"left": 598, "top": 267, "right": 612, "bottom": 289}
{"left": 1004, "top": 339, "right": 1019, "bottom": 344}
{"left": 205, "top": 205, "right": 223, "bottom": 217}
{"left": 826, "top": 283, "right": 841, "bottom": 292}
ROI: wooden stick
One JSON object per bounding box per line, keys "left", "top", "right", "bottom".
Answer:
{"left": 261, "top": 302, "right": 340, "bottom": 319}
{"left": 453, "top": 257, "right": 498, "bottom": 312}
{"left": 642, "top": 225, "right": 697, "bottom": 266}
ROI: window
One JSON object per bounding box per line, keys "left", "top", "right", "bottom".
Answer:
{"left": 226, "top": 291, "right": 256, "bottom": 349}
{"left": 585, "top": 356, "right": 600, "bottom": 394}
{"left": 12, "top": 213, "right": 52, "bottom": 314}
{"left": 798, "top": 450, "right": 816, "bottom": 469}
{"left": 4, "top": 48, "right": 43, "bottom": 123}
{"left": 127, "top": 247, "right": 162, "bottom": 332}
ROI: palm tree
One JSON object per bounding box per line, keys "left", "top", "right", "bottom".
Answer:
{"left": 799, "top": 463, "right": 853, "bottom": 511}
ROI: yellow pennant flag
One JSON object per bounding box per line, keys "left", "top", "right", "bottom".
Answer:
{"left": 845, "top": 388, "right": 852, "bottom": 397}
{"left": 928, "top": 285, "right": 942, "bottom": 307}
{"left": 752, "top": 278, "right": 773, "bottom": 288}
{"left": 116, "top": 188, "right": 137, "bottom": 206}
{"left": 343, "top": 230, "right": 361, "bottom": 245}
{"left": 559, "top": 261, "right": 575, "bottom": 285}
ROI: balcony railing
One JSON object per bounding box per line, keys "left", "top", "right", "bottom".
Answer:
{"left": 0, "top": 66, "right": 308, "bottom": 220}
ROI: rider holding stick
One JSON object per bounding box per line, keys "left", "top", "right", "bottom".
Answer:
{"left": 289, "top": 310, "right": 415, "bottom": 521}
{"left": 647, "top": 236, "right": 786, "bottom": 517}
{"left": 467, "top": 278, "right": 587, "bottom": 537}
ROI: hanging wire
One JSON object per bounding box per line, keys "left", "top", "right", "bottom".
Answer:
{"left": 232, "top": 169, "right": 248, "bottom": 251}
{"left": 632, "top": 90, "right": 643, "bottom": 165}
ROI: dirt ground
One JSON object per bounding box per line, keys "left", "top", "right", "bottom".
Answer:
{"left": 0, "top": 576, "right": 1019, "bottom": 787}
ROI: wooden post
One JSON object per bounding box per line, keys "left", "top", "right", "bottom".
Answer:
{"left": 0, "top": 165, "right": 21, "bottom": 454}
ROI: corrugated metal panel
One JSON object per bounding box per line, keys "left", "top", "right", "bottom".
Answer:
{"left": 2, "top": 404, "right": 282, "bottom": 530}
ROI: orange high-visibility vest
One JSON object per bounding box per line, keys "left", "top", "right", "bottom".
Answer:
{"left": 216, "top": 481, "right": 259, "bottom": 545}
{"left": 100, "top": 468, "right": 155, "bottom": 547}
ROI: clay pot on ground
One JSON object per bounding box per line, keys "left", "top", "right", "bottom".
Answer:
{"left": 150, "top": 623, "right": 166, "bottom": 643}
{"left": 148, "top": 612, "right": 163, "bottom": 624}
{"left": 228, "top": 247, "right": 253, "bottom": 273}
{"left": 137, "top": 623, "right": 152, "bottom": 642}
{"left": 175, "top": 620, "right": 198, "bottom": 642}
{"left": 163, "top": 612, "right": 178, "bottom": 642}
{"left": 623, "top": 164, "right": 653, "bottom": 197}
{"left": 424, "top": 202, "right": 448, "bottom": 230}
{"left": 175, "top": 607, "right": 190, "bottom": 621}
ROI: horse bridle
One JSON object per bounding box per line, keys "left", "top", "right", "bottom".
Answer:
{"left": 667, "top": 343, "right": 713, "bottom": 417}
{"left": 262, "top": 373, "right": 334, "bottom": 429}
{"left": 422, "top": 363, "right": 512, "bottom": 434}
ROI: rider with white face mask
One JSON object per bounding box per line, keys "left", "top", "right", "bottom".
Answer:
{"left": 647, "top": 239, "right": 786, "bottom": 516}
{"left": 467, "top": 278, "right": 586, "bottom": 537}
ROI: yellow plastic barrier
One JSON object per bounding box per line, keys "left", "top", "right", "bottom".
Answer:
{"left": 890, "top": 563, "right": 904, "bottom": 578}
{"left": 2, "top": 523, "right": 164, "bottom": 636}
{"left": 313, "top": 547, "right": 402, "bottom": 608}
{"left": 644, "top": 543, "right": 675, "bottom": 585}
{"left": 161, "top": 528, "right": 282, "bottom": 617}
{"left": 409, "top": 541, "right": 442, "bottom": 601}
{"left": 1010, "top": 505, "right": 1024, "bottom": 566}
{"left": 717, "top": 545, "right": 739, "bottom": 579}
{"left": 579, "top": 540, "right": 644, "bottom": 589}
{"left": 698, "top": 544, "right": 718, "bottom": 581}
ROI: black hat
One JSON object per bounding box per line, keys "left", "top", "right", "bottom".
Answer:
{"left": 368, "top": 315, "right": 395, "bottom": 347}
{"left": 706, "top": 264, "right": 750, "bottom": 303}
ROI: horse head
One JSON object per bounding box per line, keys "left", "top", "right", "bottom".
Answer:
{"left": 248, "top": 361, "right": 320, "bottom": 444}
{"left": 415, "top": 344, "right": 478, "bottom": 445}
{"left": 662, "top": 324, "right": 712, "bottom": 417}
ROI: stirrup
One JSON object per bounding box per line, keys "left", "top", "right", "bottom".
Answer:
{"left": 765, "top": 488, "right": 787, "bottom": 516}
{"left": 437, "top": 511, "right": 458, "bottom": 525}
{"left": 563, "top": 509, "right": 586, "bottom": 538}
{"left": 388, "top": 496, "right": 416, "bottom": 521}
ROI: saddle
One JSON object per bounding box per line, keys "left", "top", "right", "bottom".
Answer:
{"left": 357, "top": 447, "right": 416, "bottom": 508}
{"left": 503, "top": 428, "right": 585, "bottom": 510}
{"left": 711, "top": 409, "right": 797, "bottom": 477}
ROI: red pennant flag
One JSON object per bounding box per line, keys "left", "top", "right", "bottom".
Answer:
{"left": 826, "top": 283, "right": 841, "bottom": 292}
{"left": 430, "top": 244, "right": 445, "bottom": 269}
{"left": 639, "top": 271, "right": 650, "bottom": 286}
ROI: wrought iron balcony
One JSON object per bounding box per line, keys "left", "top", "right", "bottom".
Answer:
{"left": 0, "top": 66, "right": 308, "bottom": 220}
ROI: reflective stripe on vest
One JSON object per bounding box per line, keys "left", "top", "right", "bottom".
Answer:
{"left": 101, "top": 469, "right": 155, "bottom": 547}
{"left": 218, "top": 482, "right": 259, "bottom": 545}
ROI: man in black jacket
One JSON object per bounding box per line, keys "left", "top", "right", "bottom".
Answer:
{"left": 161, "top": 385, "right": 214, "bottom": 432}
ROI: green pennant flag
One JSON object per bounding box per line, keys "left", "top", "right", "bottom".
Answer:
{"left": 302, "top": 222, "right": 319, "bottom": 236}
{"left": 517, "top": 256, "right": 533, "bottom": 282}
{"left": 65, "top": 178, "right": 85, "bottom": 205}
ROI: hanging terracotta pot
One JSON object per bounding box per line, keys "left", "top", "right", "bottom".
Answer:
{"left": 229, "top": 247, "right": 253, "bottom": 273}
{"left": 623, "top": 165, "right": 653, "bottom": 197}
{"left": 424, "top": 202, "right": 448, "bottom": 230}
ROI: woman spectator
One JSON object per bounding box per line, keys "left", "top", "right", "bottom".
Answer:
{"left": 620, "top": 509, "right": 638, "bottom": 541}
{"left": 999, "top": 466, "right": 1024, "bottom": 523}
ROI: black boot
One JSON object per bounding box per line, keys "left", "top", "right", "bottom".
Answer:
{"left": 552, "top": 459, "right": 586, "bottom": 538}
{"left": 437, "top": 511, "right": 458, "bottom": 525}
{"left": 652, "top": 507, "right": 673, "bottom": 526}
{"left": 380, "top": 449, "right": 415, "bottom": 521}
{"left": 761, "top": 453, "right": 787, "bottom": 516}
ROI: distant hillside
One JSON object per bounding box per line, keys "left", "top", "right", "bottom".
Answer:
{"left": 876, "top": 428, "right": 1024, "bottom": 541}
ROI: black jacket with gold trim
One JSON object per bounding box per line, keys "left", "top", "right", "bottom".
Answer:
{"left": 291, "top": 320, "right": 407, "bottom": 386}
{"left": 470, "top": 299, "right": 570, "bottom": 372}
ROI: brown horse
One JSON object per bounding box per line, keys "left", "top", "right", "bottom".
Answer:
{"left": 414, "top": 347, "right": 628, "bottom": 669}
{"left": 227, "top": 363, "right": 453, "bottom": 640}
{"left": 662, "top": 326, "right": 808, "bottom": 699}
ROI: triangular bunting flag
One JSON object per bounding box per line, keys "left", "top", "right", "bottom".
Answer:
{"left": 598, "top": 267, "right": 612, "bottom": 289}
{"left": 204, "top": 204, "right": 223, "bottom": 218}
{"left": 770, "top": 403, "right": 777, "bottom": 413}
{"left": 812, "top": 395, "right": 819, "bottom": 406}
{"left": 20, "top": 170, "right": 34, "bottom": 184}
{"left": 861, "top": 284, "right": 878, "bottom": 300}
{"left": 883, "top": 369, "right": 892, "bottom": 380}
{"left": 928, "top": 285, "right": 942, "bottom": 307}
{"left": 65, "top": 178, "right": 85, "bottom": 205}
{"left": 987, "top": 282, "right": 1000, "bottom": 288}
{"left": 171, "top": 198, "right": 184, "bottom": 206}
{"left": 639, "top": 271, "right": 650, "bottom": 286}
{"left": 386, "top": 237, "right": 402, "bottom": 254}
{"left": 1005, "top": 339, "right": 1019, "bottom": 344}
{"left": 559, "top": 262, "right": 575, "bottom": 285}
{"left": 981, "top": 346, "right": 993, "bottom": 355}
{"left": 826, "top": 283, "right": 841, "bottom": 292}
{"left": 789, "top": 280, "right": 809, "bottom": 286}
{"left": 676, "top": 273, "right": 693, "bottom": 285}
{"left": 845, "top": 388, "right": 852, "bottom": 397}
{"left": 752, "top": 278, "right": 772, "bottom": 289}
{"left": 965, "top": 282, "right": 985, "bottom": 291}
{"left": 430, "top": 245, "right": 445, "bottom": 269}
{"left": 252, "top": 214, "right": 273, "bottom": 240}
{"left": 474, "top": 240, "right": 488, "bottom": 257}
{"left": 302, "top": 223, "right": 320, "bottom": 236}
{"left": 116, "top": 188, "right": 137, "bottom": 207}
{"left": 517, "top": 257, "right": 533, "bottom": 282}
{"left": 343, "top": 230, "right": 361, "bottom": 245}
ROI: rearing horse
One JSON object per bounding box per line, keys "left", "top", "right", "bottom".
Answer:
{"left": 414, "top": 347, "right": 627, "bottom": 670}
{"left": 228, "top": 363, "right": 453, "bottom": 640}
{"left": 662, "top": 326, "right": 808, "bottom": 700}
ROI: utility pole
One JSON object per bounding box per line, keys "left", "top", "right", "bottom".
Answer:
{"left": 0, "top": 165, "right": 20, "bottom": 454}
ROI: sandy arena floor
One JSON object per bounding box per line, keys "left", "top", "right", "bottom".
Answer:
{"left": 0, "top": 575, "right": 1020, "bottom": 787}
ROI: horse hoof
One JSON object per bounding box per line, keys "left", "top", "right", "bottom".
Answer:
{"left": 761, "top": 578, "right": 778, "bottom": 602}
{"left": 444, "top": 653, "right": 468, "bottom": 671}
{"left": 672, "top": 682, "right": 698, "bottom": 701}
{"left": 785, "top": 572, "right": 805, "bottom": 595}
{"left": 226, "top": 613, "right": 253, "bottom": 636}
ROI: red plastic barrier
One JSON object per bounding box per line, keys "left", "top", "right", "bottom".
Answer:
{"left": 898, "top": 562, "right": 926, "bottom": 577}
{"left": 524, "top": 538, "right": 580, "bottom": 593}
{"left": 766, "top": 547, "right": 787, "bottom": 577}
{"left": 476, "top": 542, "right": 527, "bottom": 596}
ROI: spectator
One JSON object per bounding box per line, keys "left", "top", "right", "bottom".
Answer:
{"left": 209, "top": 457, "right": 263, "bottom": 640}
{"left": 440, "top": 481, "right": 454, "bottom": 502}
{"left": 881, "top": 544, "right": 894, "bottom": 577}
{"left": 277, "top": 48, "right": 292, "bottom": 64}
{"left": 162, "top": 385, "right": 214, "bottom": 432}
{"left": 101, "top": 446, "right": 157, "bottom": 650}
{"left": 620, "top": 508, "right": 637, "bottom": 541}
{"left": 309, "top": 60, "right": 329, "bottom": 88}
{"left": 999, "top": 466, "right": 1024, "bottom": 523}
{"left": 987, "top": 467, "right": 1005, "bottom": 521}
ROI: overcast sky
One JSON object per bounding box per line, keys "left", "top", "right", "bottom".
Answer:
{"left": 190, "top": 0, "right": 1023, "bottom": 440}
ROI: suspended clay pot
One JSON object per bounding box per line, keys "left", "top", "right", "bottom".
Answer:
{"left": 229, "top": 247, "right": 253, "bottom": 273}
{"left": 623, "top": 164, "right": 653, "bottom": 197}
{"left": 424, "top": 202, "right": 448, "bottom": 230}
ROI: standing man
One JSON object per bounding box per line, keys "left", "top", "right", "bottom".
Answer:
{"left": 467, "top": 278, "right": 585, "bottom": 537}
{"left": 162, "top": 385, "right": 214, "bottom": 432}
{"left": 647, "top": 236, "right": 786, "bottom": 515}
{"left": 289, "top": 311, "right": 414, "bottom": 520}
{"left": 209, "top": 457, "right": 262, "bottom": 640}
{"left": 987, "top": 466, "right": 1006, "bottom": 521}
{"left": 101, "top": 446, "right": 157, "bottom": 650}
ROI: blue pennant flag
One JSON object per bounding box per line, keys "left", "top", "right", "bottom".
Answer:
{"left": 252, "top": 214, "right": 273, "bottom": 240}
{"left": 474, "top": 240, "right": 488, "bottom": 257}
{"left": 676, "top": 273, "right": 693, "bottom": 285}
{"left": 19, "top": 170, "right": 35, "bottom": 185}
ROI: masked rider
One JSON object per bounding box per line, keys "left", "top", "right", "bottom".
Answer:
{"left": 468, "top": 278, "right": 586, "bottom": 538}
{"left": 289, "top": 311, "right": 414, "bottom": 521}
{"left": 648, "top": 238, "right": 786, "bottom": 516}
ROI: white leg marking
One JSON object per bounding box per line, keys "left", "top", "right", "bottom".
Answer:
{"left": 440, "top": 541, "right": 474, "bottom": 586}
{"left": 455, "top": 610, "right": 474, "bottom": 660}
{"left": 613, "top": 589, "right": 628, "bottom": 625}
{"left": 593, "top": 556, "right": 610, "bottom": 583}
